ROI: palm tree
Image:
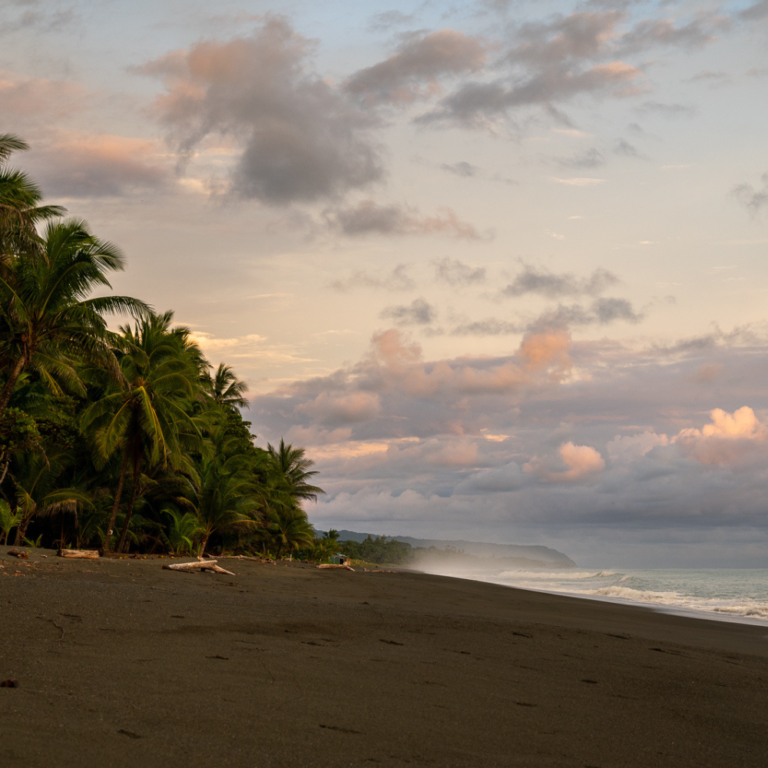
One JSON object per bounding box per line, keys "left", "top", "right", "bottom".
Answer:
{"left": 203, "top": 363, "right": 249, "bottom": 411}
{"left": 7, "top": 448, "right": 90, "bottom": 546}
{"left": 81, "top": 311, "right": 202, "bottom": 553}
{"left": 0, "top": 218, "right": 148, "bottom": 418}
{"left": 184, "top": 428, "right": 260, "bottom": 555}
{"left": 0, "top": 499, "right": 22, "bottom": 545}
{"left": 266, "top": 439, "right": 324, "bottom": 503}
{"left": 266, "top": 504, "right": 315, "bottom": 559}
{"left": 0, "top": 133, "right": 64, "bottom": 260}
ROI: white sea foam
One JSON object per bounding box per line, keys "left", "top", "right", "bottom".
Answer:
{"left": 480, "top": 567, "right": 768, "bottom": 625}
{"left": 588, "top": 586, "right": 681, "bottom": 603}
{"left": 497, "top": 570, "right": 615, "bottom": 580}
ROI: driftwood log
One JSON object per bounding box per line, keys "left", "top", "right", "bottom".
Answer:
{"left": 6, "top": 549, "right": 29, "bottom": 559}
{"left": 162, "top": 560, "right": 235, "bottom": 576}
{"left": 317, "top": 563, "right": 355, "bottom": 571}
{"left": 58, "top": 549, "right": 100, "bottom": 560}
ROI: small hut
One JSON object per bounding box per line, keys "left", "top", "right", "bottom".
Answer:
{"left": 329, "top": 553, "right": 350, "bottom": 565}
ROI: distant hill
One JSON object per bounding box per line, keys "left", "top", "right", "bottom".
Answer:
{"left": 334, "top": 530, "right": 576, "bottom": 568}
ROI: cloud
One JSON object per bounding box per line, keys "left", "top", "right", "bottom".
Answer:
{"left": 380, "top": 298, "right": 437, "bottom": 325}
{"left": 451, "top": 296, "right": 644, "bottom": 337}
{"left": 137, "top": 16, "right": 383, "bottom": 204}
{"left": 591, "top": 297, "right": 643, "bottom": 324}
{"left": 557, "top": 147, "right": 605, "bottom": 168}
{"left": 685, "top": 70, "right": 730, "bottom": 84}
{"left": 638, "top": 101, "right": 696, "bottom": 118}
{"left": 674, "top": 407, "right": 768, "bottom": 466}
{"left": 618, "top": 16, "right": 728, "bottom": 55}
{"left": 553, "top": 177, "right": 606, "bottom": 186}
{"left": 0, "top": 70, "right": 86, "bottom": 120}
{"left": 327, "top": 200, "right": 484, "bottom": 239}
{"left": 739, "top": 1, "right": 768, "bottom": 22}
{"left": 614, "top": 138, "right": 640, "bottom": 157}
{"left": 419, "top": 61, "right": 642, "bottom": 128}
{"left": 249, "top": 320, "right": 768, "bottom": 564}
{"left": 450, "top": 318, "right": 523, "bottom": 336}
{"left": 502, "top": 265, "right": 619, "bottom": 298}
{"left": 525, "top": 442, "right": 605, "bottom": 482}
{"left": 433, "top": 257, "right": 486, "bottom": 286}
{"left": 344, "top": 29, "right": 487, "bottom": 106}
{"left": 732, "top": 172, "right": 768, "bottom": 217}
{"left": 330, "top": 264, "right": 416, "bottom": 292}
{"left": 441, "top": 161, "right": 477, "bottom": 177}
{"left": 297, "top": 391, "right": 382, "bottom": 425}
{"left": 0, "top": 3, "right": 78, "bottom": 36}
{"left": 417, "top": 10, "right": 657, "bottom": 128}
{"left": 606, "top": 431, "right": 670, "bottom": 464}
{"left": 368, "top": 10, "right": 417, "bottom": 32}
{"left": 28, "top": 134, "right": 171, "bottom": 198}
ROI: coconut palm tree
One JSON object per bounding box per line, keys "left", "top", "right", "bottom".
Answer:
{"left": 7, "top": 447, "right": 90, "bottom": 546}
{"left": 266, "top": 439, "right": 324, "bottom": 503}
{"left": 203, "top": 363, "right": 249, "bottom": 411}
{"left": 184, "top": 428, "right": 260, "bottom": 555}
{"left": 81, "top": 311, "right": 203, "bottom": 553}
{"left": 0, "top": 218, "right": 148, "bottom": 418}
{"left": 265, "top": 504, "right": 316, "bottom": 559}
{"left": 0, "top": 133, "right": 64, "bottom": 260}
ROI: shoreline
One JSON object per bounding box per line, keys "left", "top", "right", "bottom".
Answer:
{"left": 2, "top": 547, "right": 768, "bottom": 766}
{"left": 416, "top": 564, "right": 768, "bottom": 628}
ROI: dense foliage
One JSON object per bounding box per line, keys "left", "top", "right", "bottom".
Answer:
{"left": 0, "top": 134, "right": 325, "bottom": 557}
{"left": 337, "top": 535, "right": 415, "bottom": 565}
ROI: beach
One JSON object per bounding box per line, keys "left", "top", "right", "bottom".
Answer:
{"left": 1, "top": 548, "right": 767, "bottom": 767}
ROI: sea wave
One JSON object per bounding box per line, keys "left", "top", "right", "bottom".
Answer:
{"left": 713, "top": 604, "right": 768, "bottom": 619}
{"left": 588, "top": 586, "right": 681, "bottom": 603}
{"left": 497, "top": 570, "right": 616, "bottom": 580}
{"left": 483, "top": 568, "right": 768, "bottom": 624}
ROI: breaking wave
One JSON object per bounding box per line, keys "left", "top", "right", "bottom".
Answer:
{"left": 483, "top": 568, "right": 768, "bottom": 625}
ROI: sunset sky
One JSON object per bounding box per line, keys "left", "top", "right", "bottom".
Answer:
{"left": 3, "top": 0, "right": 768, "bottom": 565}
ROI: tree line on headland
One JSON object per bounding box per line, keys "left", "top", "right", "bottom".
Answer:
{"left": 0, "top": 133, "right": 330, "bottom": 558}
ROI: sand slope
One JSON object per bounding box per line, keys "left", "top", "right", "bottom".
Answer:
{"left": 1, "top": 548, "right": 767, "bottom": 767}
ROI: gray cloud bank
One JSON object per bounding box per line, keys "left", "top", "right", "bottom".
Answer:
{"left": 252, "top": 326, "right": 768, "bottom": 566}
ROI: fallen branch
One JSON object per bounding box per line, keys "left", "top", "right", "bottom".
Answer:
{"left": 317, "top": 563, "right": 355, "bottom": 571}
{"left": 226, "top": 555, "right": 275, "bottom": 563}
{"left": 7, "top": 549, "right": 29, "bottom": 559}
{"left": 58, "top": 549, "right": 99, "bottom": 560}
{"left": 163, "top": 560, "right": 235, "bottom": 576}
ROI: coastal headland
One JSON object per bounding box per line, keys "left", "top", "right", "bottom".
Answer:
{"left": 1, "top": 547, "right": 767, "bottom": 767}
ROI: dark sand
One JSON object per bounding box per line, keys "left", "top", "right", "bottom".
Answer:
{"left": 1, "top": 547, "right": 767, "bottom": 767}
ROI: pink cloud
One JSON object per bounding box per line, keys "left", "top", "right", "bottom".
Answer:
{"left": 674, "top": 406, "right": 768, "bottom": 466}
{"left": 0, "top": 71, "right": 86, "bottom": 119}
{"left": 296, "top": 391, "right": 381, "bottom": 425}
{"left": 525, "top": 442, "right": 605, "bottom": 482}
{"left": 27, "top": 133, "right": 171, "bottom": 198}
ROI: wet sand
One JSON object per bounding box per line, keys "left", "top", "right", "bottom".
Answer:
{"left": 1, "top": 546, "right": 767, "bottom": 767}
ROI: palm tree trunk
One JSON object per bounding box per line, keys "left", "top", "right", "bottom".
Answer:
{"left": 0, "top": 354, "right": 26, "bottom": 418}
{"left": 198, "top": 535, "right": 209, "bottom": 557}
{"left": 13, "top": 511, "right": 33, "bottom": 546}
{"left": 103, "top": 450, "right": 129, "bottom": 553}
{"left": 116, "top": 458, "right": 141, "bottom": 553}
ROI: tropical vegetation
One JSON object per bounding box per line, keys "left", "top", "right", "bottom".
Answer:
{"left": 0, "top": 133, "right": 326, "bottom": 558}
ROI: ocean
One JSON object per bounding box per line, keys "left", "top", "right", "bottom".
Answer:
{"left": 424, "top": 566, "right": 768, "bottom": 625}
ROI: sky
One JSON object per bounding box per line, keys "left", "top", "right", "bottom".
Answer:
{"left": 3, "top": 0, "right": 768, "bottom": 566}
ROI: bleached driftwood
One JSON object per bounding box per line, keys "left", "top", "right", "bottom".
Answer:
{"left": 58, "top": 549, "right": 99, "bottom": 559}
{"left": 7, "top": 549, "right": 29, "bottom": 559}
{"left": 317, "top": 563, "right": 355, "bottom": 571}
{"left": 226, "top": 555, "right": 275, "bottom": 563}
{"left": 163, "top": 560, "right": 235, "bottom": 576}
